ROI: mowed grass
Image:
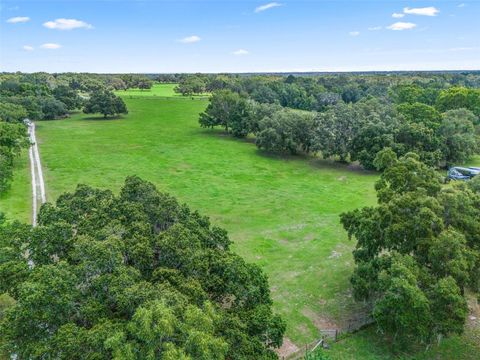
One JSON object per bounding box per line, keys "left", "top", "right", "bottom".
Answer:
{"left": 1, "top": 84, "right": 479, "bottom": 358}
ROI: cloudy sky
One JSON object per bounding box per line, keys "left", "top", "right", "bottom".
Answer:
{"left": 1, "top": 0, "right": 479, "bottom": 73}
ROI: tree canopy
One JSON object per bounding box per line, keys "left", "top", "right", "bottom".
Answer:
{"left": 340, "top": 154, "right": 480, "bottom": 347}
{"left": 83, "top": 90, "right": 128, "bottom": 118}
{"left": 198, "top": 76, "right": 479, "bottom": 169}
{"left": 0, "top": 176, "right": 285, "bottom": 359}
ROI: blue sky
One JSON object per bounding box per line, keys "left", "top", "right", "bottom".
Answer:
{"left": 1, "top": 0, "right": 479, "bottom": 73}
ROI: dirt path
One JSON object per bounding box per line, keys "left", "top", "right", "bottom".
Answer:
{"left": 27, "top": 121, "right": 46, "bottom": 226}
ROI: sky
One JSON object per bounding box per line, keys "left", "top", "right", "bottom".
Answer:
{"left": 0, "top": 0, "right": 479, "bottom": 73}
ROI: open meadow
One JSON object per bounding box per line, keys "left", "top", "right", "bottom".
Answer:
{"left": 1, "top": 84, "right": 479, "bottom": 359}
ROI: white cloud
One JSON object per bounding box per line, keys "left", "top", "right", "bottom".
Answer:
{"left": 458, "top": 3, "right": 466, "bottom": 8}
{"left": 255, "top": 2, "right": 282, "bottom": 13}
{"left": 392, "top": 13, "right": 405, "bottom": 18}
{"left": 368, "top": 26, "right": 382, "bottom": 31}
{"left": 179, "top": 35, "right": 201, "bottom": 43}
{"left": 6, "top": 16, "right": 30, "bottom": 23}
{"left": 387, "top": 22, "right": 417, "bottom": 31}
{"left": 232, "top": 49, "right": 249, "bottom": 55}
{"left": 23, "top": 45, "right": 34, "bottom": 51}
{"left": 403, "top": 7, "right": 439, "bottom": 16}
{"left": 43, "top": 18, "right": 93, "bottom": 30}
{"left": 40, "top": 43, "right": 61, "bottom": 49}
{"left": 349, "top": 31, "right": 360, "bottom": 37}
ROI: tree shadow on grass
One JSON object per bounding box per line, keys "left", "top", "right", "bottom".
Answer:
{"left": 197, "top": 129, "right": 373, "bottom": 174}
{"left": 81, "top": 115, "right": 125, "bottom": 121}
{"left": 196, "top": 128, "right": 256, "bottom": 145}
{"left": 198, "top": 128, "right": 376, "bottom": 175}
{"left": 252, "top": 146, "right": 375, "bottom": 175}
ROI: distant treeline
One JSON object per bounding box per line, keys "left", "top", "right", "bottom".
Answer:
{"left": 197, "top": 74, "right": 480, "bottom": 169}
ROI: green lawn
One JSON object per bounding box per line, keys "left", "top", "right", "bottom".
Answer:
{"left": 0, "top": 85, "right": 479, "bottom": 358}
{"left": 114, "top": 83, "right": 209, "bottom": 98}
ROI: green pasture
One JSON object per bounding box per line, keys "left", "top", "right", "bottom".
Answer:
{"left": 114, "top": 83, "right": 208, "bottom": 98}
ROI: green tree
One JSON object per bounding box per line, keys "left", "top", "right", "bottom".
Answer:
{"left": 40, "top": 98, "right": 68, "bottom": 120}
{"left": 83, "top": 90, "right": 128, "bottom": 118}
{"left": 341, "top": 155, "right": 479, "bottom": 347}
{"left": 0, "top": 121, "right": 29, "bottom": 192}
{"left": 175, "top": 76, "right": 207, "bottom": 96}
{"left": 436, "top": 86, "right": 480, "bottom": 116}
{"left": 396, "top": 102, "right": 442, "bottom": 129}
{"left": 0, "top": 102, "right": 27, "bottom": 123}
{"left": 438, "top": 108, "right": 478, "bottom": 166}
{"left": 53, "top": 85, "right": 83, "bottom": 111}
{"left": 256, "top": 109, "right": 316, "bottom": 154}
{"left": 0, "top": 177, "right": 285, "bottom": 359}
{"left": 199, "top": 90, "right": 253, "bottom": 137}
{"left": 137, "top": 78, "right": 154, "bottom": 91}
{"left": 373, "top": 254, "right": 433, "bottom": 346}
{"left": 313, "top": 102, "right": 359, "bottom": 162}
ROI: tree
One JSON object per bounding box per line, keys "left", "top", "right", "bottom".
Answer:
{"left": 312, "top": 102, "right": 358, "bottom": 162}
{"left": 391, "top": 84, "right": 425, "bottom": 104}
{"left": 0, "top": 102, "right": 27, "bottom": 123}
{"left": 340, "top": 155, "right": 479, "bottom": 347}
{"left": 373, "top": 254, "right": 432, "bottom": 347}
{"left": 251, "top": 85, "right": 278, "bottom": 104}
{"left": 137, "top": 78, "right": 153, "bottom": 91}
{"left": 108, "top": 77, "right": 127, "bottom": 91}
{"left": 83, "top": 90, "right": 128, "bottom": 118}
{"left": 40, "top": 98, "right": 68, "bottom": 120}
{"left": 199, "top": 90, "right": 253, "bottom": 137}
{"left": 314, "top": 92, "right": 341, "bottom": 111}
{"left": 436, "top": 86, "right": 480, "bottom": 116}
{"left": 396, "top": 102, "right": 442, "bottom": 129}
{"left": 0, "top": 121, "right": 29, "bottom": 192}
{"left": 0, "top": 177, "right": 285, "bottom": 359}
{"left": 349, "top": 99, "right": 399, "bottom": 170}
{"left": 372, "top": 147, "right": 398, "bottom": 171}
{"left": 438, "top": 109, "right": 478, "bottom": 166}
{"left": 53, "top": 85, "right": 83, "bottom": 111}
{"left": 256, "top": 109, "right": 316, "bottom": 154}
{"left": 175, "top": 76, "right": 207, "bottom": 96}
{"left": 394, "top": 121, "right": 443, "bottom": 168}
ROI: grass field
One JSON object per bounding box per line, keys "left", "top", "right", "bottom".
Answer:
{"left": 114, "top": 83, "right": 209, "bottom": 98}
{"left": 1, "top": 84, "right": 479, "bottom": 358}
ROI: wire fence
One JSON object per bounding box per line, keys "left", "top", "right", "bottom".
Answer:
{"left": 281, "top": 310, "right": 375, "bottom": 360}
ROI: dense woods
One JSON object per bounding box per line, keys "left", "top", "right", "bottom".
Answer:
{"left": 198, "top": 73, "right": 480, "bottom": 170}
{"left": 341, "top": 153, "right": 480, "bottom": 347}
{"left": 0, "top": 177, "right": 285, "bottom": 359}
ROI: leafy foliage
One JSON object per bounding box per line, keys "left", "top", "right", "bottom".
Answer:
{"left": 199, "top": 80, "right": 479, "bottom": 169}
{"left": 0, "top": 121, "right": 29, "bottom": 193}
{"left": 83, "top": 90, "right": 128, "bottom": 118}
{"left": 0, "top": 176, "right": 285, "bottom": 359}
{"left": 341, "top": 155, "right": 479, "bottom": 347}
